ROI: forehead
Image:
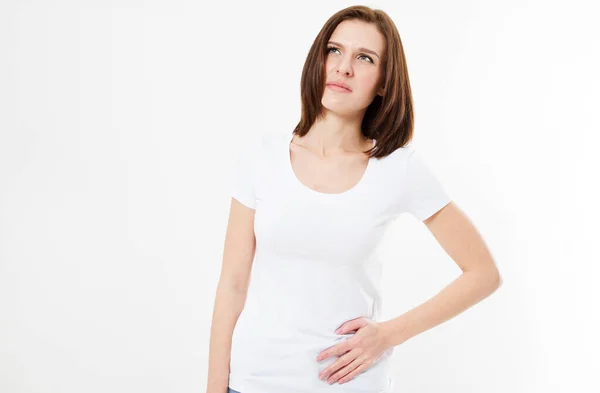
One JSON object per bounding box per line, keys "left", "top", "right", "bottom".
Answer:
{"left": 329, "top": 19, "right": 385, "bottom": 54}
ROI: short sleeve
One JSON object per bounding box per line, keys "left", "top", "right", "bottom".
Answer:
{"left": 230, "top": 135, "right": 262, "bottom": 209}
{"left": 401, "top": 149, "right": 452, "bottom": 221}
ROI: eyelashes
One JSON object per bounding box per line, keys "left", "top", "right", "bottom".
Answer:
{"left": 326, "top": 46, "right": 374, "bottom": 64}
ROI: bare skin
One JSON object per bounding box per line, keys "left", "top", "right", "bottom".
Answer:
{"left": 288, "top": 133, "right": 375, "bottom": 194}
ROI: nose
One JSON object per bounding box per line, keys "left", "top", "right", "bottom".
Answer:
{"left": 336, "top": 57, "right": 353, "bottom": 77}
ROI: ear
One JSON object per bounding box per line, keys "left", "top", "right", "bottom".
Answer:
{"left": 377, "top": 85, "right": 385, "bottom": 97}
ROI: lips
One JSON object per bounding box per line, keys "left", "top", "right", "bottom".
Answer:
{"left": 326, "top": 81, "right": 352, "bottom": 92}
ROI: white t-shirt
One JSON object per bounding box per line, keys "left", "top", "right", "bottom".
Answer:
{"left": 228, "top": 132, "right": 451, "bottom": 393}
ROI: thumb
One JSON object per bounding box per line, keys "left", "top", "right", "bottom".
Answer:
{"left": 335, "top": 317, "right": 367, "bottom": 334}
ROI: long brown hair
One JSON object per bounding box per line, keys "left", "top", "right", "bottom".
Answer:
{"left": 292, "top": 5, "right": 414, "bottom": 159}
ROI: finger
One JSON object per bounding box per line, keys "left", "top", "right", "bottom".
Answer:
{"left": 319, "top": 350, "right": 356, "bottom": 381}
{"left": 337, "top": 317, "right": 366, "bottom": 334}
{"left": 319, "top": 337, "right": 352, "bottom": 361}
{"left": 338, "top": 362, "right": 369, "bottom": 384}
{"left": 328, "top": 356, "right": 364, "bottom": 384}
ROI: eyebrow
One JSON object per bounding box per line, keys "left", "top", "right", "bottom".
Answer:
{"left": 327, "top": 41, "right": 380, "bottom": 59}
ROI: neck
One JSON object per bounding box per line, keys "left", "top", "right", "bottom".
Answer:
{"left": 301, "top": 111, "right": 370, "bottom": 155}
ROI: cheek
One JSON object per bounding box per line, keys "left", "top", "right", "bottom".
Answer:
{"left": 324, "top": 58, "right": 335, "bottom": 73}
{"left": 356, "top": 74, "right": 380, "bottom": 94}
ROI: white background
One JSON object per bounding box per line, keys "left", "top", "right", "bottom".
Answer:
{"left": 1, "top": 1, "right": 598, "bottom": 392}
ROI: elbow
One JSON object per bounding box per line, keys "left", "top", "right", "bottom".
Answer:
{"left": 489, "top": 267, "right": 503, "bottom": 291}
{"left": 469, "top": 265, "right": 502, "bottom": 292}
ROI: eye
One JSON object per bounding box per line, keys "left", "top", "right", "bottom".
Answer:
{"left": 327, "top": 46, "right": 374, "bottom": 64}
{"left": 359, "top": 54, "right": 374, "bottom": 63}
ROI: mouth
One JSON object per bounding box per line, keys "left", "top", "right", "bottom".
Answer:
{"left": 326, "top": 83, "right": 352, "bottom": 92}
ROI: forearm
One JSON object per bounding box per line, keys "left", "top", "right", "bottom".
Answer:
{"left": 382, "top": 268, "right": 501, "bottom": 347}
{"left": 206, "top": 279, "right": 247, "bottom": 393}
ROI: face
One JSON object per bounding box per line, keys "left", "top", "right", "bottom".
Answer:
{"left": 321, "top": 19, "right": 386, "bottom": 118}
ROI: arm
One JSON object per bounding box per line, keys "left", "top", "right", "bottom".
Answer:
{"left": 206, "top": 198, "right": 256, "bottom": 393}
{"left": 381, "top": 201, "right": 502, "bottom": 347}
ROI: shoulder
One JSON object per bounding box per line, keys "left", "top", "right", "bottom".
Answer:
{"left": 244, "top": 132, "right": 284, "bottom": 154}
{"left": 389, "top": 144, "right": 416, "bottom": 160}
{"left": 372, "top": 144, "right": 439, "bottom": 190}
{"left": 236, "top": 132, "right": 285, "bottom": 172}
{"left": 260, "top": 132, "right": 287, "bottom": 152}
{"left": 375, "top": 144, "right": 417, "bottom": 174}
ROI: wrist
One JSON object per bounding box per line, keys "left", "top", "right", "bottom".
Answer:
{"left": 380, "top": 318, "right": 409, "bottom": 348}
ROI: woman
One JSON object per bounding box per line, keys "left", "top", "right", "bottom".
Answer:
{"left": 207, "top": 5, "right": 501, "bottom": 393}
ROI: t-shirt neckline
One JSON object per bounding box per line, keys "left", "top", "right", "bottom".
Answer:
{"left": 285, "top": 134, "right": 376, "bottom": 197}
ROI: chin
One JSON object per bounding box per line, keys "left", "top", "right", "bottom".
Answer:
{"left": 321, "top": 103, "right": 347, "bottom": 114}
{"left": 323, "top": 100, "right": 367, "bottom": 117}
